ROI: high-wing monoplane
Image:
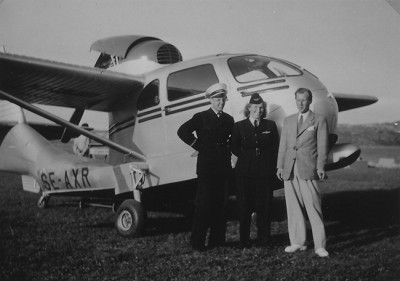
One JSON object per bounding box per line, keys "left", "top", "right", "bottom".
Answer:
{"left": 0, "top": 35, "right": 377, "bottom": 237}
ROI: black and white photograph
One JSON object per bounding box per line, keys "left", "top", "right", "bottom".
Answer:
{"left": 0, "top": 0, "right": 399, "bottom": 280}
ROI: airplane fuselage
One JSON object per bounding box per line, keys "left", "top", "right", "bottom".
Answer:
{"left": 107, "top": 53, "right": 339, "bottom": 188}
{"left": 0, "top": 35, "right": 371, "bottom": 237}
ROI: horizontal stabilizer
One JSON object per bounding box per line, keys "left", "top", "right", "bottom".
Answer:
{"left": 21, "top": 175, "right": 41, "bottom": 194}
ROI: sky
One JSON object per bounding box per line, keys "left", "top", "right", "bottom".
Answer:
{"left": 0, "top": 0, "right": 399, "bottom": 128}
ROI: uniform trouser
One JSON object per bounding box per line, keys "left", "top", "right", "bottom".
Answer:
{"left": 284, "top": 162, "right": 326, "bottom": 249}
{"left": 236, "top": 174, "right": 273, "bottom": 244}
{"left": 190, "top": 174, "right": 228, "bottom": 249}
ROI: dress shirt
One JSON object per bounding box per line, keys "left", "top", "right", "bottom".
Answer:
{"left": 249, "top": 117, "right": 261, "bottom": 127}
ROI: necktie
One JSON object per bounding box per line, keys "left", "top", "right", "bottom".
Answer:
{"left": 298, "top": 115, "right": 303, "bottom": 132}
{"left": 217, "top": 112, "right": 221, "bottom": 118}
{"left": 254, "top": 119, "right": 258, "bottom": 128}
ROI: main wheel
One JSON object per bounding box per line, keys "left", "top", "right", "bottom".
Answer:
{"left": 115, "top": 199, "right": 144, "bottom": 238}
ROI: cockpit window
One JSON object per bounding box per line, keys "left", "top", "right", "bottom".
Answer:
{"left": 228, "top": 55, "right": 302, "bottom": 83}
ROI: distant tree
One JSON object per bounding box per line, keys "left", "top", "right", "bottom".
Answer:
{"left": 337, "top": 122, "right": 400, "bottom": 146}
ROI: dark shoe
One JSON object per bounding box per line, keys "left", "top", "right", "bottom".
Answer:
{"left": 192, "top": 245, "right": 206, "bottom": 252}
{"left": 237, "top": 241, "right": 251, "bottom": 249}
{"left": 208, "top": 240, "right": 225, "bottom": 249}
{"left": 191, "top": 241, "right": 206, "bottom": 252}
{"left": 255, "top": 240, "right": 269, "bottom": 247}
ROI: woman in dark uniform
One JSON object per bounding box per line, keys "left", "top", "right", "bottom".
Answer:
{"left": 232, "top": 93, "right": 279, "bottom": 248}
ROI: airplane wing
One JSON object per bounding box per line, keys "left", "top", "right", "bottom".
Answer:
{"left": 0, "top": 52, "right": 144, "bottom": 111}
{"left": 332, "top": 92, "right": 378, "bottom": 112}
{"left": 386, "top": 0, "right": 400, "bottom": 15}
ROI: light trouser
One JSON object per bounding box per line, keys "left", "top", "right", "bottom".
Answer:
{"left": 284, "top": 162, "right": 326, "bottom": 249}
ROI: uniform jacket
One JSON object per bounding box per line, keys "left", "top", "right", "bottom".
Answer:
{"left": 177, "top": 108, "right": 234, "bottom": 176}
{"left": 277, "top": 111, "right": 328, "bottom": 180}
{"left": 232, "top": 118, "right": 279, "bottom": 177}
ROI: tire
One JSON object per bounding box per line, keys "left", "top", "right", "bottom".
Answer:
{"left": 115, "top": 199, "right": 144, "bottom": 238}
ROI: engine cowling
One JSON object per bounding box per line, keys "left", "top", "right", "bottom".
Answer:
{"left": 91, "top": 35, "right": 182, "bottom": 71}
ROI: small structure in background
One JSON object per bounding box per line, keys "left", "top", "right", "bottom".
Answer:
{"left": 394, "top": 121, "right": 400, "bottom": 134}
{"left": 368, "top": 158, "right": 400, "bottom": 169}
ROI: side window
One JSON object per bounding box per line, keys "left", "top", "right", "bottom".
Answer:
{"left": 167, "top": 64, "right": 218, "bottom": 101}
{"left": 137, "top": 80, "right": 160, "bottom": 110}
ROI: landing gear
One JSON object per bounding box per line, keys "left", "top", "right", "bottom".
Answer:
{"left": 37, "top": 193, "right": 50, "bottom": 209}
{"left": 115, "top": 199, "right": 144, "bottom": 238}
{"left": 79, "top": 199, "right": 88, "bottom": 209}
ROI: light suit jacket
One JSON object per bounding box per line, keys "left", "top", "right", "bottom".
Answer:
{"left": 277, "top": 111, "right": 328, "bottom": 180}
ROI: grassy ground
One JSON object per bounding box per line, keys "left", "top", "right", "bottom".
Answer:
{"left": 0, "top": 146, "right": 399, "bottom": 281}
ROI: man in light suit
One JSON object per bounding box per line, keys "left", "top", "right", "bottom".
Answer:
{"left": 276, "top": 88, "right": 329, "bottom": 258}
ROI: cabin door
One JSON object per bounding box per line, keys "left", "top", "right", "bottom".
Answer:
{"left": 133, "top": 79, "right": 166, "bottom": 157}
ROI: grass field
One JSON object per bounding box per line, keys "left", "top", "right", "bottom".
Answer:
{"left": 359, "top": 146, "right": 400, "bottom": 163}
{"left": 1, "top": 146, "right": 399, "bottom": 281}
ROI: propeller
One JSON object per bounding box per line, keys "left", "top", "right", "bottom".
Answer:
{"left": 60, "top": 108, "right": 85, "bottom": 143}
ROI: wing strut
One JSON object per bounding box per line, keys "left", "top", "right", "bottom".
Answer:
{"left": 0, "top": 89, "right": 146, "bottom": 161}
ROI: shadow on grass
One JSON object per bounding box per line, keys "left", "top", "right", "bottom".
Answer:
{"left": 272, "top": 186, "right": 400, "bottom": 249}
{"left": 322, "top": 187, "right": 400, "bottom": 250}
{"left": 323, "top": 187, "right": 400, "bottom": 225}
{"left": 144, "top": 216, "right": 192, "bottom": 236}
{"left": 87, "top": 187, "right": 400, "bottom": 245}
{"left": 87, "top": 215, "right": 192, "bottom": 237}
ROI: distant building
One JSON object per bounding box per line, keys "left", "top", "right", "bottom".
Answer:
{"left": 368, "top": 158, "right": 400, "bottom": 169}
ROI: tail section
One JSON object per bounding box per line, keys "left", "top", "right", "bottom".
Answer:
{"left": 0, "top": 123, "right": 147, "bottom": 198}
{"left": 0, "top": 101, "right": 26, "bottom": 144}
{"left": 0, "top": 123, "right": 72, "bottom": 175}
{"left": 0, "top": 100, "right": 26, "bottom": 124}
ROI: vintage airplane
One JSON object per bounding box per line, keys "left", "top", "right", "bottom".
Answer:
{"left": 0, "top": 35, "right": 377, "bottom": 237}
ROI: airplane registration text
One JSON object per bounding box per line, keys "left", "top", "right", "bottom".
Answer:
{"left": 40, "top": 167, "right": 91, "bottom": 190}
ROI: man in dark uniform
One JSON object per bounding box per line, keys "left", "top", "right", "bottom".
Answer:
{"left": 177, "top": 83, "right": 234, "bottom": 251}
{"left": 231, "top": 93, "right": 279, "bottom": 248}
